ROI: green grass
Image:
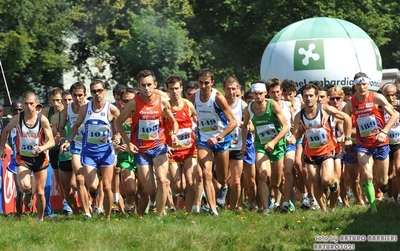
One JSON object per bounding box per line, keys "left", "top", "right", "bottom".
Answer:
{"left": 0, "top": 202, "right": 399, "bottom": 251}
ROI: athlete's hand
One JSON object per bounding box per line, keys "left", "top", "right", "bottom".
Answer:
{"left": 286, "top": 135, "right": 296, "bottom": 145}
{"left": 112, "top": 135, "right": 121, "bottom": 145}
{"left": 128, "top": 142, "right": 139, "bottom": 155}
{"left": 171, "top": 134, "right": 179, "bottom": 146}
{"left": 33, "top": 145, "right": 43, "bottom": 154}
{"left": 0, "top": 148, "right": 5, "bottom": 160}
{"left": 54, "top": 132, "right": 61, "bottom": 145}
{"left": 167, "top": 145, "right": 174, "bottom": 158}
{"left": 265, "top": 141, "right": 276, "bottom": 152}
{"left": 375, "top": 131, "right": 387, "bottom": 143}
{"left": 240, "top": 144, "right": 247, "bottom": 154}
{"left": 61, "top": 142, "right": 70, "bottom": 152}
{"left": 117, "top": 144, "right": 127, "bottom": 153}
{"left": 207, "top": 137, "right": 219, "bottom": 147}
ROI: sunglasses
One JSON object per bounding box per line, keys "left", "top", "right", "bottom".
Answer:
{"left": 121, "top": 98, "right": 133, "bottom": 103}
{"left": 329, "top": 97, "right": 341, "bottom": 101}
{"left": 91, "top": 89, "right": 104, "bottom": 95}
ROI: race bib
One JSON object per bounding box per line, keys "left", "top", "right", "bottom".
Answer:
{"left": 138, "top": 119, "right": 159, "bottom": 140}
{"left": 19, "top": 137, "right": 40, "bottom": 157}
{"left": 357, "top": 116, "right": 379, "bottom": 137}
{"left": 199, "top": 115, "right": 218, "bottom": 132}
{"left": 74, "top": 125, "right": 84, "bottom": 143}
{"left": 389, "top": 126, "right": 400, "bottom": 145}
{"left": 87, "top": 124, "right": 109, "bottom": 144}
{"left": 230, "top": 127, "right": 240, "bottom": 146}
{"left": 175, "top": 128, "right": 192, "bottom": 147}
{"left": 305, "top": 128, "right": 328, "bottom": 148}
{"left": 256, "top": 124, "right": 278, "bottom": 144}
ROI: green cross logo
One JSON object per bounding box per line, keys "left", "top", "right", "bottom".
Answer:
{"left": 294, "top": 39, "right": 325, "bottom": 71}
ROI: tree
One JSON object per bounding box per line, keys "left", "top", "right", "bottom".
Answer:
{"left": 188, "top": 0, "right": 400, "bottom": 87}
{"left": 69, "top": 0, "right": 198, "bottom": 87}
{"left": 0, "top": 0, "right": 80, "bottom": 102}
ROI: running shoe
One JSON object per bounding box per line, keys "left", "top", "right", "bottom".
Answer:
{"left": 388, "top": 197, "right": 396, "bottom": 204}
{"left": 281, "top": 202, "right": 290, "bottom": 213}
{"left": 288, "top": 200, "right": 296, "bottom": 212}
{"left": 329, "top": 179, "right": 338, "bottom": 193}
{"left": 210, "top": 210, "right": 219, "bottom": 216}
{"left": 96, "top": 207, "right": 105, "bottom": 214}
{"left": 269, "top": 196, "right": 275, "bottom": 209}
{"left": 300, "top": 197, "right": 310, "bottom": 210}
{"left": 216, "top": 187, "right": 228, "bottom": 208}
{"left": 310, "top": 199, "right": 320, "bottom": 210}
{"left": 62, "top": 200, "right": 72, "bottom": 215}
{"left": 23, "top": 192, "right": 33, "bottom": 209}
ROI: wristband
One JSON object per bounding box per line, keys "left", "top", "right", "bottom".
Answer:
{"left": 345, "top": 137, "right": 352, "bottom": 141}
{"left": 380, "top": 130, "right": 388, "bottom": 135}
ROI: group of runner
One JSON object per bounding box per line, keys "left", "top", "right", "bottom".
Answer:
{"left": 0, "top": 69, "right": 399, "bottom": 221}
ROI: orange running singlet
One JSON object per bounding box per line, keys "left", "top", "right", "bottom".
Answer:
{"left": 131, "top": 95, "right": 166, "bottom": 151}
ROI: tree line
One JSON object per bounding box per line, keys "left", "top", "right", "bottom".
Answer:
{"left": 0, "top": 0, "right": 399, "bottom": 101}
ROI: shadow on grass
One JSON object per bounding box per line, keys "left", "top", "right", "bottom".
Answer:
{"left": 314, "top": 203, "right": 400, "bottom": 251}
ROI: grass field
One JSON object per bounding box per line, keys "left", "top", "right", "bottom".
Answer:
{"left": 0, "top": 200, "right": 399, "bottom": 251}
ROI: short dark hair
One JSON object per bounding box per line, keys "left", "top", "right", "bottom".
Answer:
{"left": 62, "top": 90, "right": 71, "bottom": 96}
{"left": 244, "top": 90, "right": 253, "bottom": 100}
{"left": 49, "top": 87, "right": 63, "bottom": 97}
{"left": 120, "top": 87, "right": 137, "bottom": 100}
{"left": 166, "top": 75, "right": 182, "bottom": 87}
{"left": 113, "top": 84, "right": 127, "bottom": 96}
{"left": 197, "top": 68, "right": 214, "bottom": 81}
{"left": 342, "top": 86, "right": 352, "bottom": 96}
{"left": 136, "top": 70, "right": 156, "bottom": 83}
{"left": 282, "top": 79, "right": 296, "bottom": 92}
{"left": 354, "top": 72, "right": 369, "bottom": 80}
{"left": 223, "top": 76, "right": 239, "bottom": 87}
{"left": 184, "top": 81, "right": 198, "bottom": 91}
{"left": 70, "top": 82, "right": 86, "bottom": 93}
{"left": 266, "top": 77, "right": 282, "bottom": 92}
{"left": 302, "top": 83, "right": 319, "bottom": 96}
{"left": 90, "top": 79, "right": 106, "bottom": 89}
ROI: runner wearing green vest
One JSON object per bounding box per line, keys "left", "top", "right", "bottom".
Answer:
{"left": 241, "top": 80, "right": 289, "bottom": 215}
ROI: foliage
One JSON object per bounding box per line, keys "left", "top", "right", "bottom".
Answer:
{"left": 0, "top": 0, "right": 399, "bottom": 100}
{"left": 0, "top": 0, "right": 80, "bottom": 102}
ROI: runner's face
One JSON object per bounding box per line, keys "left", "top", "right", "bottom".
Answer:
{"left": 282, "top": 91, "right": 295, "bottom": 101}
{"left": 303, "top": 89, "right": 317, "bottom": 108}
{"left": 167, "top": 82, "right": 182, "bottom": 101}
{"left": 223, "top": 83, "right": 238, "bottom": 100}
{"left": 23, "top": 96, "right": 38, "bottom": 114}
{"left": 114, "top": 93, "right": 124, "bottom": 110}
{"left": 197, "top": 76, "right": 213, "bottom": 96}
{"left": 120, "top": 92, "right": 135, "bottom": 110}
{"left": 268, "top": 86, "right": 282, "bottom": 102}
{"left": 184, "top": 88, "right": 197, "bottom": 99}
{"left": 62, "top": 94, "right": 73, "bottom": 107}
{"left": 328, "top": 91, "right": 343, "bottom": 109}
{"left": 355, "top": 82, "right": 369, "bottom": 96}
{"left": 90, "top": 83, "right": 106, "bottom": 103}
{"left": 383, "top": 85, "right": 397, "bottom": 106}
{"left": 317, "top": 91, "right": 327, "bottom": 104}
{"left": 11, "top": 103, "right": 23, "bottom": 115}
{"left": 72, "top": 88, "right": 86, "bottom": 106}
{"left": 50, "top": 94, "right": 63, "bottom": 112}
{"left": 138, "top": 76, "right": 157, "bottom": 97}
{"left": 252, "top": 91, "right": 266, "bottom": 104}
